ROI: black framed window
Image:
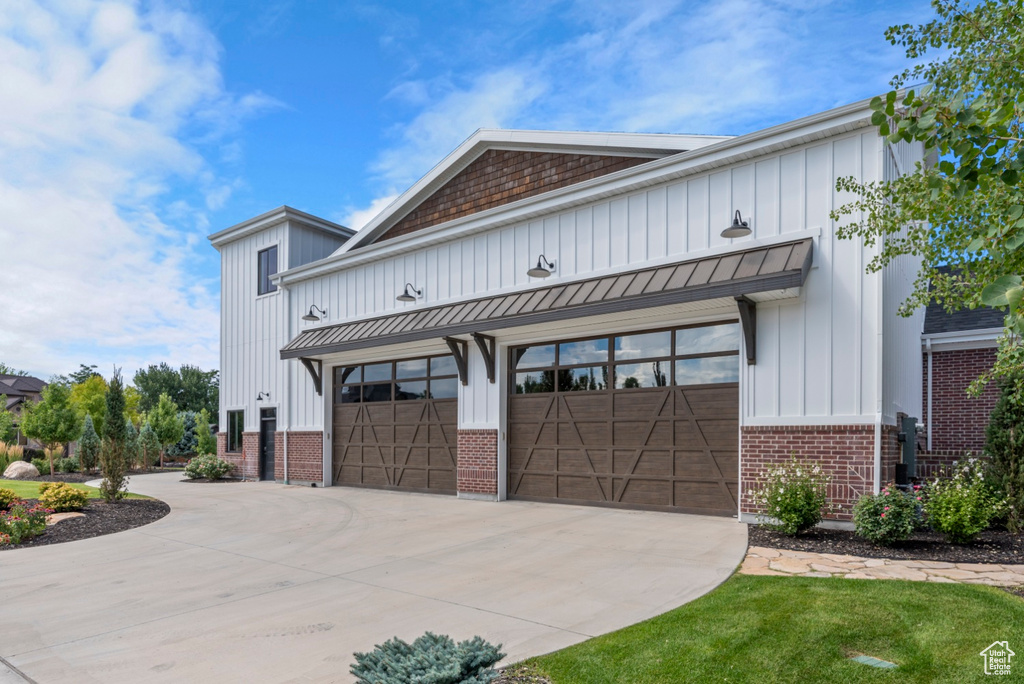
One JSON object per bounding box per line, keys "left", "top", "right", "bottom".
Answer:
{"left": 227, "top": 410, "right": 244, "bottom": 452}
{"left": 258, "top": 246, "right": 278, "bottom": 295}
{"left": 334, "top": 354, "right": 459, "bottom": 403}
{"left": 511, "top": 321, "right": 740, "bottom": 394}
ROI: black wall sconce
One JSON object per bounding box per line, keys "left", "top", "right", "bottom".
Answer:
{"left": 302, "top": 304, "right": 327, "bottom": 322}
{"left": 397, "top": 283, "right": 423, "bottom": 302}
{"left": 721, "top": 210, "right": 752, "bottom": 239}
{"left": 527, "top": 254, "right": 556, "bottom": 278}
{"left": 257, "top": 391, "right": 270, "bottom": 401}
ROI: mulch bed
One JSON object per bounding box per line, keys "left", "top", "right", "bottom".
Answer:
{"left": 494, "top": 663, "right": 552, "bottom": 684}
{"left": 749, "top": 525, "right": 1023, "bottom": 565}
{"left": 23, "top": 472, "right": 94, "bottom": 483}
{"left": 1, "top": 499, "right": 170, "bottom": 551}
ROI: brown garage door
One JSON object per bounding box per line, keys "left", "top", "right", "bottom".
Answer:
{"left": 508, "top": 322, "right": 740, "bottom": 516}
{"left": 332, "top": 355, "right": 459, "bottom": 494}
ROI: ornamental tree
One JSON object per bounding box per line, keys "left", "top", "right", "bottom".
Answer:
{"left": 139, "top": 422, "right": 161, "bottom": 470}
{"left": 78, "top": 414, "right": 100, "bottom": 473}
{"left": 70, "top": 374, "right": 107, "bottom": 436}
{"left": 20, "top": 382, "right": 81, "bottom": 476}
{"left": 98, "top": 370, "right": 129, "bottom": 502}
{"left": 985, "top": 378, "right": 1024, "bottom": 531}
{"left": 148, "top": 393, "right": 184, "bottom": 469}
{"left": 0, "top": 396, "right": 15, "bottom": 444}
{"left": 832, "top": 0, "right": 1024, "bottom": 403}
{"left": 196, "top": 408, "right": 217, "bottom": 456}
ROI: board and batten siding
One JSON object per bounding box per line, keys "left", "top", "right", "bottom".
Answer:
{"left": 285, "top": 131, "right": 901, "bottom": 429}
{"left": 220, "top": 221, "right": 347, "bottom": 434}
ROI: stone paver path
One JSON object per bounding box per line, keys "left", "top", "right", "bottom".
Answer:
{"left": 741, "top": 546, "right": 1024, "bottom": 586}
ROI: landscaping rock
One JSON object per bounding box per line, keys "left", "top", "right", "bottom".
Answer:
{"left": 46, "top": 512, "right": 85, "bottom": 525}
{"left": 3, "top": 460, "right": 39, "bottom": 479}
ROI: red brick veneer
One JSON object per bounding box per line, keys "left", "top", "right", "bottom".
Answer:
{"left": 217, "top": 431, "right": 259, "bottom": 480}
{"left": 457, "top": 429, "right": 498, "bottom": 496}
{"left": 923, "top": 348, "right": 998, "bottom": 453}
{"left": 273, "top": 431, "right": 323, "bottom": 483}
{"left": 376, "top": 150, "right": 653, "bottom": 242}
{"left": 741, "top": 425, "right": 880, "bottom": 521}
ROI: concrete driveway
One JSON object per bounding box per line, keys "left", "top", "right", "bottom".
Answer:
{"left": 0, "top": 473, "right": 747, "bottom": 683}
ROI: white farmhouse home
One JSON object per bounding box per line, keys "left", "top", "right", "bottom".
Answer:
{"left": 209, "top": 98, "right": 932, "bottom": 522}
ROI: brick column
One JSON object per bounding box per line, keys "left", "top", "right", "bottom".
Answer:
{"left": 457, "top": 429, "right": 498, "bottom": 499}
{"left": 280, "top": 431, "right": 324, "bottom": 484}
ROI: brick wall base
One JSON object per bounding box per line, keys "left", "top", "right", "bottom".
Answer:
{"left": 217, "top": 432, "right": 260, "bottom": 480}
{"left": 273, "top": 431, "right": 323, "bottom": 483}
{"left": 917, "top": 450, "right": 967, "bottom": 480}
{"left": 742, "top": 425, "right": 884, "bottom": 522}
{"left": 457, "top": 429, "right": 498, "bottom": 496}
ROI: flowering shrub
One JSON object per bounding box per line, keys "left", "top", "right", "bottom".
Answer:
{"left": 925, "top": 457, "right": 1005, "bottom": 544}
{"left": 38, "top": 482, "right": 89, "bottom": 512}
{"left": 747, "top": 455, "right": 831, "bottom": 535}
{"left": 853, "top": 483, "right": 922, "bottom": 545}
{"left": 0, "top": 503, "right": 50, "bottom": 545}
{"left": 184, "top": 454, "right": 235, "bottom": 480}
{"left": 0, "top": 488, "right": 20, "bottom": 511}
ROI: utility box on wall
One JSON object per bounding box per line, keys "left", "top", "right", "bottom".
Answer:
{"left": 896, "top": 415, "right": 918, "bottom": 485}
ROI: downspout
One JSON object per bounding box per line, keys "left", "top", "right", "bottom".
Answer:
{"left": 926, "top": 337, "right": 933, "bottom": 452}
{"left": 872, "top": 143, "right": 886, "bottom": 495}
{"left": 283, "top": 281, "right": 291, "bottom": 485}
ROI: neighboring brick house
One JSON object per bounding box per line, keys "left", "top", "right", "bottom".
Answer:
{"left": 919, "top": 297, "right": 1003, "bottom": 478}
{"left": 0, "top": 374, "right": 47, "bottom": 446}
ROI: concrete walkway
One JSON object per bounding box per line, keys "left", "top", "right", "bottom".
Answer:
{"left": 741, "top": 546, "right": 1024, "bottom": 585}
{"left": 0, "top": 473, "right": 747, "bottom": 683}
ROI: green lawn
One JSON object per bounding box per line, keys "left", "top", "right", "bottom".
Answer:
{"left": 0, "top": 479, "right": 148, "bottom": 500}
{"left": 528, "top": 574, "right": 1024, "bottom": 683}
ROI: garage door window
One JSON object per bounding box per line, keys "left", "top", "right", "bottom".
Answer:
{"left": 512, "top": 321, "right": 740, "bottom": 394}
{"left": 335, "top": 354, "right": 459, "bottom": 403}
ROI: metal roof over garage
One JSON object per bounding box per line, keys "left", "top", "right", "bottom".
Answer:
{"left": 280, "top": 238, "right": 813, "bottom": 360}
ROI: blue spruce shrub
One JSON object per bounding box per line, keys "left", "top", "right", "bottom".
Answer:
{"left": 351, "top": 632, "right": 504, "bottom": 684}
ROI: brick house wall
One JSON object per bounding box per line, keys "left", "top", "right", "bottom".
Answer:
{"left": 375, "top": 150, "right": 652, "bottom": 243}
{"left": 457, "top": 429, "right": 498, "bottom": 496}
{"left": 921, "top": 347, "right": 999, "bottom": 456}
{"left": 217, "top": 431, "right": 260, "bottom": 480}
{"left": 274, "top": 431, "right": 323, "bottom": 483}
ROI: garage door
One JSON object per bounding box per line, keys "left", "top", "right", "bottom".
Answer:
{"left": 508, "top": 322, "right": 740, "bottom": 516}
{"left": 332, "top": 355, "right": 459, "bottom": 494}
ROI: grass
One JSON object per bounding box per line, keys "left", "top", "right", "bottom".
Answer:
{"left": 0, "top": 479, "right": 148, "bottom": 500}
{"left": 528, "top": 574, "right": 1024, "bottom": 683}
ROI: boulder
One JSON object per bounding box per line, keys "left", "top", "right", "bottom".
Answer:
{"left": 3, "top": 460, "right": 39, "bottom": 480}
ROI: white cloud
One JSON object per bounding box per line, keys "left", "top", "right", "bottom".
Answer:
{"left": 0, "top": 0, "right": 265, "bottom": 379}
{"left": 340, "top": 193, "right": 399, "bottom": 232}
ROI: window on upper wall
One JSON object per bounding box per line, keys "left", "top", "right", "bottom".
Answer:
{"left": 227, "top": 410, "right": 243, "bottom": 452}
{"left": 258, "top": 246, "right": 278, "bottom": 295}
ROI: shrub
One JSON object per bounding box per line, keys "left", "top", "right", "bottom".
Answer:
{"left": 985, "top": 379, "right": 1024, "bottom": 532}
{"left": 58, "top": 456, "right": 80, "bottom": 473}
{"left": 38, "top": 482, "right": 89, "bottom": 512}
{"left": 99, "top": 370, "right": 129, "bottom": 502}
{"left": 853, "top": 483, "right": 922, "bottom": 545}
{"left": 0, "top": 502, "right": 49, "bottom": 545}
{"left": 30, "top": 457, "right": 48, "bottom": 474}
{"left": 0, "top": 441, "right": 24, "bottom": 473}
{"left": 746, "top": 455, "right": 831, "bottom": 535}
{"left": 78, "top": 415, "right": 101, "bottom": 473}
{"left": 351, "top": 632, "right": 505, "bottom": 684}
{"left": 0, "top": 488, "right": 21, "bottom": 510}
{"left": 925, "top": 457, "right": 1005, "bottom": 544}
{"left": 183, "top": 454, "right": 234, "bottom": 480}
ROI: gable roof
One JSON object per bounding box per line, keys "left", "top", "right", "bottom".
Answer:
{"left": 208, "top": 205, "right": 355, "bottom": 249}
{"left": 341, "top": 129, "right": 733, "bottom": 252}
{"left": 0, "top": 374, "right": 47, "bottom": 397}
{"left": 923, "top": 267, "right": 1006, "bottom": 335}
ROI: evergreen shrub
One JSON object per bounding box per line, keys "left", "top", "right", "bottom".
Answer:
{"left": 351, "top": 632, "right": 504, "bottom": 684}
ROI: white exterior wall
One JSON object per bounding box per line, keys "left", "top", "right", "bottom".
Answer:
{"left": 219, "top": 220, "right": 348, "bottom": 433}
{"left": 285, "top": 131, "right": 890, "bottom": 429}
{"left": 881, "top": 138, "right": 927, "bottom": 425}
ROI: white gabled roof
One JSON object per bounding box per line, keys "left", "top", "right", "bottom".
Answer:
{"left": 208, "top": 205, "right": 354, "bottom": 249}
{"left": 338, "top": 129, "right": 733, "bottom": 253}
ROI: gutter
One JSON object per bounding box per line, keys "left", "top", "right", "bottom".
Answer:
{"left": 926, "top": 337, "right": 933, "bottom": 451}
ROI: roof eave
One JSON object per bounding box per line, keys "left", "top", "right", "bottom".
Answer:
{"left": 208, "top": 206, "right": 355, "bottom": 249}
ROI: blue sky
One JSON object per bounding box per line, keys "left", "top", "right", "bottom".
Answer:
{"left": 0, "top": 0, "right": 932, "bottom": 380}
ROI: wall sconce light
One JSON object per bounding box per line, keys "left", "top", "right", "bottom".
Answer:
{"left": 396, "top": 283, "right": 423, "bottom": 303}
{"left": 527, "top": 255, "right": 556, "bottom": 278}
{"left": 721, "top": 210, "right": 752, "bottom": 239}
{"left": 302, "top": 305, "right": 327, "bottom": 322}
{"left": 257, "top": 391, "right": 270, "bottom": 401}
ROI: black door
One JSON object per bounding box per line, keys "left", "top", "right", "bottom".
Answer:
{"left": 259, "top": 409, "right": 276, "bottom": 481}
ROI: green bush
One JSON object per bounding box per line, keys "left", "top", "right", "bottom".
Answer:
{"left": 925, "top": 458, "right": 1004, "bottom": 544}
{"left": 985, "top": 380, "right": 1024, "bottom": 532}
{"left": 38, "top": 482, "right": 89, "bottom": 513}
{"left": 0, "top": 488, "right": 21, "bottom": 510}
{"left": 0, "top": 502, "right": 48, "bottom": 545}
{"left": 746, "top": 455, "right": 831, "bottom": 535}
{"left": 184, "top": 454, "right": 234, "bottom": 480}
{"left": 351, "top": 632, "right": 505, "bottom": 684}
{"left": 57, "top": 456, "right": 80, "bottom": 473}
{"left": 30, "top": 457, "right": 48, "bottom": 474}
{"left": 853, "top": 483, "right": 922, "bottom": 545}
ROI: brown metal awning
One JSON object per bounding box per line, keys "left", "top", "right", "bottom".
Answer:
{"left": 281, "top": 238, "right": 813, "bottom": 360}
